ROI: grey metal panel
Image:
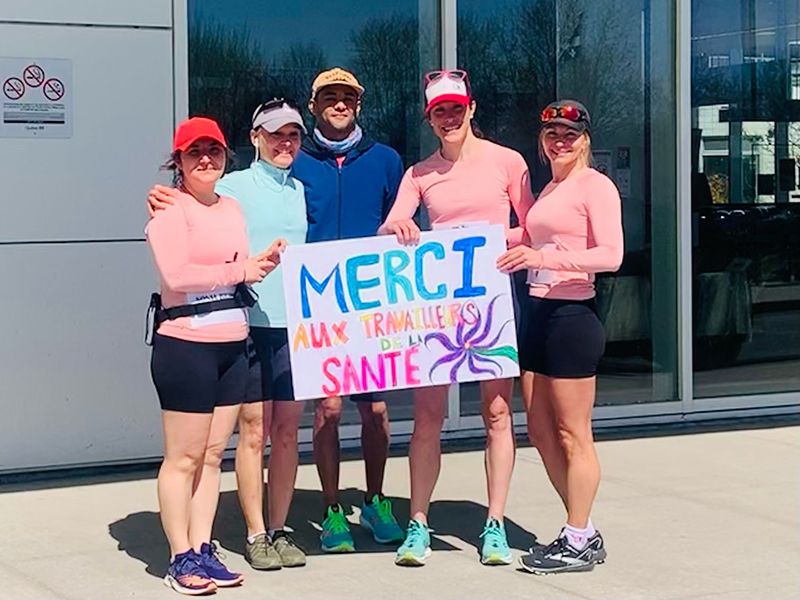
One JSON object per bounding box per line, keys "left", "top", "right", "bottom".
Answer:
{"left": 0, "top": 242, "right": 162, "bottom": 472}
{"left": 0, "top": 0, "right": 171, "bottom": 28}
{"left": 0, "top": 23, "right": 173, "bottom": 242}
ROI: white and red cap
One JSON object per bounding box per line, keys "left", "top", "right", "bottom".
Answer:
{"left": 424, "top": 76, "right": 471, "bottom": 114}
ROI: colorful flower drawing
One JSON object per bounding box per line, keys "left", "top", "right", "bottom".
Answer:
{"left": 424, "top": 295, "right": 518, "bottom": 383}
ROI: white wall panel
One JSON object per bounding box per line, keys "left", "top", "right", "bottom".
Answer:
{"left": 0, "top": 0, "right": 171, "bottom": 28}
{"left": 0, "top": 23, "right": 173, "bottom": 242}
{"left": 0, "top": 242, "right": 163, "bottom": 472}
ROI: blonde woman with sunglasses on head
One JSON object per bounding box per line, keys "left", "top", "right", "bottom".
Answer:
{"left": 497, "top": 100, "right": 623, "bottom": 575}
{"left": 379, "top": 69, "right": 534, "bottom": 567}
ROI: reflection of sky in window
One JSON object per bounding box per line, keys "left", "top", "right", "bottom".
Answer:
{"left": 189, "top": 0, "right": 418, "bottom": 66}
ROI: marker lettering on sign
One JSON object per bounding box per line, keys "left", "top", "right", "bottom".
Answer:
{"left": 299, "top": 235, "right": 488, "bottom": 319}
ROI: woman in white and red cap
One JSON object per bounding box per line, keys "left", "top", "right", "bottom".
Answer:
{"left": 146, "top": 117, "right": 282, "bottom": 594}
{"left": 379, "top": 69, "right": 534, "bottom": 567}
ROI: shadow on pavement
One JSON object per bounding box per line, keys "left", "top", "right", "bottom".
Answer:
{"left": 108, "top": 486, "right": 536, "bottom": 578}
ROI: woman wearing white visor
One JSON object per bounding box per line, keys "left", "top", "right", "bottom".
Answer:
{"left": 379, "top": 69, "right": 534, "bottom": 567}
{"left": 148, "top": 99, "right": 310, "bottom": 570}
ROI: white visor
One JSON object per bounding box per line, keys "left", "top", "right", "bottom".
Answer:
{"left": 252, "top": 103, "right": 307, "bottom": 134}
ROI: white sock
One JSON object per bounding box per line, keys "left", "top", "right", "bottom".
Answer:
{"left": 564, "top": 521, "right": 595, "bottom": 550}
{"left": 247, "top": 530, "right": 267, "bottom": 545}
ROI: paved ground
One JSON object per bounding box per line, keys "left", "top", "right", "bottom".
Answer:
{"left": 0, "top": 423, "right": 798, "bottom": 600}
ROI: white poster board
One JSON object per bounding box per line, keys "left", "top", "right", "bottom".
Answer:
{"left": 282, "top": 225, "right": 520, "bottom": 400}
{"left": 1, "top": 57, "right": 72, "bottom": 138}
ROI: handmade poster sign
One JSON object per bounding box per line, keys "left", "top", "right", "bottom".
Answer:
{"left": 282, "top": 224, "right": 519, "bottom": 400}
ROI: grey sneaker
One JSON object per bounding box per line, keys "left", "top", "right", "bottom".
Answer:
{"left": 272, "top": 531, "right": 307, "bottom": 567}
{"left": 244, "top": 532, "right": 282, "bottom": 570}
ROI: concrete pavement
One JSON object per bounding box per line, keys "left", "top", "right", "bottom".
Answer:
{"left": 0, "top": 424, "right": 798, "bottom": 600}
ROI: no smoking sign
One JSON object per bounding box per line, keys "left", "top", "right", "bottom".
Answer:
{"left": 2, "top": 57, "right": 73, "bottom": 138}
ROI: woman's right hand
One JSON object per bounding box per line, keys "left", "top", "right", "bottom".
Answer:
{"left": 381, "top": 219, "right": 421, "bottom": 246}
{"left": 147, "top": 184, "right": 180, "bottom": 217}
{"left": 243, "top": 255, "right": 270, "bottom": 284}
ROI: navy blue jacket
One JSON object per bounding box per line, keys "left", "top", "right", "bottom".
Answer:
{"left": 292, "top": 134, "right": 404, "bottom": 243}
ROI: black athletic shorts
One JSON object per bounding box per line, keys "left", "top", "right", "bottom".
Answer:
{"left": 151, "top": 333, "right": 247, "bottom": 413}
{"left": 517, "top": 296, "right": 606, "bottom": 379}
{"left": 247, "top": 327, "right": 296, "bottom": 401}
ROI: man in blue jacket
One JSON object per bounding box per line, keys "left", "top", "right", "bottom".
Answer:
{"left": 292, "top": 68, "right": 406, "bottom": 553}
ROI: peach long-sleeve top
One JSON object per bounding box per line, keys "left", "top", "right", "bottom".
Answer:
{"left": 145, "top": 191, "right": 249, "bottom": 343}
{"left": 385, "top": 140, "right": 534, "bottom": 245}
{"left": 526, "top": 167, "right": 624, "bottom": 300}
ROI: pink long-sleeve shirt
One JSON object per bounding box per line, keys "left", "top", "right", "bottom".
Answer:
{"left": 526, "top": 167, "right": 624, "bottom": 300}
{"left": 145, "top": 191, "right": 249, "bottom": 343}
{"left": 385, "top": 140, "right": 534, "bottom": 245}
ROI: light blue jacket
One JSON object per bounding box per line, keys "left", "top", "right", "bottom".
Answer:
{"left": 216, "top": 161, "right": 308, "bottom": 328}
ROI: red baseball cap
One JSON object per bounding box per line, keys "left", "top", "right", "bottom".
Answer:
{"left": 173, "top": 117, "right": 227, "bottom": 152}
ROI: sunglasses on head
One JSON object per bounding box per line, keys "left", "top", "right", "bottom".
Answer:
{"left": 424, "top": 69, "right": 469, "bottom": 85}
{"left": 540, "top": 104, "right": 588, "bottom": 124}
{"left": 252, "top": 98, "right": 301, "bottom": 124}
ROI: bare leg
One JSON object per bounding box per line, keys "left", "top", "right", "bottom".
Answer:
{"left": 158, "top": 411, "right": 213, "bottom": 558}
{"left": 524, "top": 372, "right": 568, "bottom": 508}
{"left": 357, "top": 400, "right": 390, "bottom": 499}
{"left": 408, "top": 386, "right": 448, "bottom": 524}
{"left": 235, "top": 401, "right": 270, "bottom": 537}
{"left": 313, "top": 397, "right": 343, "bottom": 507}
{"left": 267, "top": 401, "right": 304, "bottom": 530}
{"left": 480, "top": 378, "right": 515, "bottom": 520}
{"left": 549, "top": 377, "right": 600, "bottom": 528}
{"left": 189, "top": 404, "right": 241, "bottom": 549}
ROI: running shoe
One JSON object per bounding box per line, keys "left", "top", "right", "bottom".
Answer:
{"left": 519, "top": 531, "right": 606, "bottom": 575}
{"left": 320, "top": 504, "right": 355, "bottom": 553}
{"left": 479, "top": 517, "right": 513, "bottom": 565}
{"left": 360, "top": 494, "right": 404, "bottom": 544}
{"left": 196, "top": 542, "right": 244, "bottom": 587}
{"left": 395, "top": 519, "right": 432, "bottom": 566}
{"left": 244, "top": 532, "right": 282, "bottom": 571}
{"left": 272, "top": 530, "right": 307, "bottom": 567}
{"left": 163, "top": 550, "right": 216, "bottom": 596}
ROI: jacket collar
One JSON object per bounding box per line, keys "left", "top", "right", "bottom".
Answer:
{"left": 250, "top": 159, "right": 292, "bottom": 188}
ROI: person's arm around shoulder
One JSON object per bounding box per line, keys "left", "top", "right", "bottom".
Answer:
{"left": 377, "top": 165, "right": 422, "bottom": 245}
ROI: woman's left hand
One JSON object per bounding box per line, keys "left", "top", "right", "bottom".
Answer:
{"left": 496, "top": 246, "right": 543, "bottom": 273}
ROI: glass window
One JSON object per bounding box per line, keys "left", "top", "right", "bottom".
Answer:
{"left": 188, "top": 0, "right": 440, "bottom": 424}
{"left": 458, "top": 0, "right": 680, "bottom": 416}
{"left": 691, "top": 0, "right": 800, "bottom": 397}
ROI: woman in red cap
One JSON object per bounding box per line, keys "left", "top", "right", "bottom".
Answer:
{"left": 498, "top": 100, "right": 623, "bottom": 574}
{"left": 146, "top": 117, "right": 282, "bottom": 594}
{"left": 378, "top": 69, "right": 534, "bottom": 567}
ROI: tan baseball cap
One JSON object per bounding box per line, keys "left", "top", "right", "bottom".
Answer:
{"left": 311, "top": 68, "right": 365, "bottom": 99}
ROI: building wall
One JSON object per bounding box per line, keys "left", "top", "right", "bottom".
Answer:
{"left": 0, "top": 1, "right": 174, "bottom": 471}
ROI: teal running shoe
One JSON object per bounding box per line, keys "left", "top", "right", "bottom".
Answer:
{"left": 480, "top": 517, "right": 513, "bottom": 565}
{"left": 360, "top": 494, "right": 404, "bottom": 544}
{"left": 395, "top": 519, "right": 432, "bottom": 566}
{"left": 320, "top": 504, "right": 355, "bottom": 553}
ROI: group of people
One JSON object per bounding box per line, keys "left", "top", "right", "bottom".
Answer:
{"left": 144, "top": 66, "right": 623, "bottom": 595}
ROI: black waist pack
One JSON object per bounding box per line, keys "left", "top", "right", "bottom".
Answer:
{"left": 145, "top": 283, "right": 258, "bottom": 345}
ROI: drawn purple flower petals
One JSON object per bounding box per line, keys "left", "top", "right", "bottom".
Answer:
{"left": 424, "top": 331, "right": 459, "bottom": 353}
{"left": 428, "top": 348, "right": 465, "bottom": 380}
{"left": 449, "top": 352, "right": 469, "bottom": 383}
{"left": 472, "top": 319, "right": 513, "bottom": 352}
{"left": 455, "top": 315, "right": 467, "bottom": 346}
{"left": 469, "top": 295, "right": 502, "bottom": 345}
{"left": 471, "top": 353, "right": 503, "bottom": 376}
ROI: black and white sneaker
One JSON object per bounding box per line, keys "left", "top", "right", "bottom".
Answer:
{"left": 519, "top": 531, "right": 606, "bottom": 575}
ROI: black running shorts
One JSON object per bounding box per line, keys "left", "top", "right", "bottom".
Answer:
{"left": 518, "top": 296, "right": 606, "bottom": 378}
{"left": 247, "top": 327, "right": 296, "bottom": 402}
{"left": 151, "top": 333, "right": 248, "bottom": 413}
